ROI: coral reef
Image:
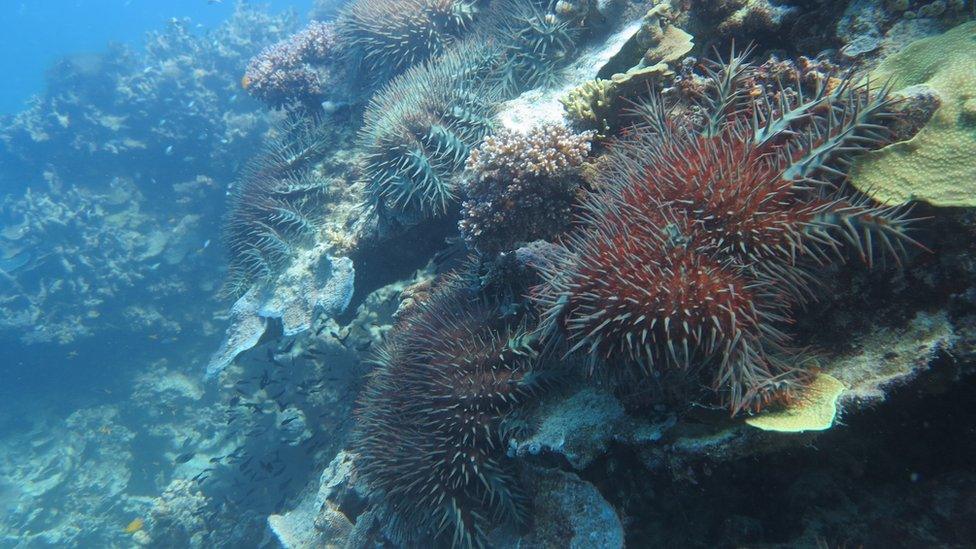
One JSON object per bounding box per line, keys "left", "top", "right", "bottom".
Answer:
{"left": 459, "top": 124, "right": 593, "bottom": 253}
{"left": 208, "top": 251, "right": 354, "bottom": 379}
{"left": 0, "top": 5, "right": 296, "bottom": 196}
{"left": 836, "top": 0, "right": 973, "bottom": 59}
{"left": 0, "top": 176, "right": 211, "bottom": 345}
{"left": 534, "top": 52, "right": 920, "bottom": 413}
{"left": 4, "top": 1, "right": 976, "bottom": 548}
{"left": 850, "top": 21, "right": 976, "bottom": 206}
{"left": 242, "top": 21, "right": 341, "bottom": 109}
{"left": 143, "top": 479, "right": 210, "bottom": 547}
{"left": 338, "top": 0, "right": 477, "bottom": 85}
{"left": 560, "top": 2, "right": 694, "bottom": 134}
{"left": 353, "top": 275, "right": 542, "bottom": 547}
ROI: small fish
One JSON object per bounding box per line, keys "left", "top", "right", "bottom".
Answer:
{"left": 123, "top": 518, "right": 144, "bottom": 534}
{"left": 202, "top": 239, "right": 211, "bottom": 249}
{"left": 209, "top": 456, "right": 224, "bottom": 464}
{"left": 280, "top": 417, "right": 298, "bottom": 426}
{"left": 175, "top": 452, "right": 195, "bottom": 464}
{"left": 165, "top": 145, "right": 174, "bottom": 155}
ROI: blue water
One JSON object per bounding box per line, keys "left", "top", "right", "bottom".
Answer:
{"left": 0, "top": 0, "right": 314, "bottom": 114}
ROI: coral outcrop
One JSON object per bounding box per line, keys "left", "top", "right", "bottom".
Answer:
{"left": 459, "top": 124, "right": 594, "bottom": 253}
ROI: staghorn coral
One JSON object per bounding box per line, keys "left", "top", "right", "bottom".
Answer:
{"left": 222, "top": 114, "right": 331, "bottom": 298}
{"left": 534, "top": 51, "right": 922, "bottom": 414}
{"left": 353, "top": 275, "right": 541, "bottom": 548}
{"left": 359, "top": 40, "right": 499, "bottom": 225}
{"left": 459, "top": 124, "right": 594, "bottom": 253}
{"left": 242, "top": 21, "right": 340, "bottom": 109}
{"left": 338, "top": 0, "right": 476, "bottom": 85}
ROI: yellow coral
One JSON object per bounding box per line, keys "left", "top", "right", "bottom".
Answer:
{"left": 560, "top": 79, "right": 615, "bottom": 132}
{"left": 849, "top": 22, "right": 976, "bottom": 207}
{"left": 745, "top": 374, "right": 846, "bottom": 433}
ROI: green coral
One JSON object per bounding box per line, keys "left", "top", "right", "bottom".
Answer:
{"left": 849, "top": 21, "right": 976, "bottom": 207}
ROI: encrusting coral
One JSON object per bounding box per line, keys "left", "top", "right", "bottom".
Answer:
{"left": 242, "top": 21, "right": 340, "bottom": 109}
{"left": 338, "top": 0, "right": 476, "bottom": 85}
{"left": 534, "top": 50, "right": 923, "bottom": 414}
{"left": 459, "top": 124, "right": 594, "bottom": 254}
{"left": 353, "top": 274, "right": 542, "bottom": 548}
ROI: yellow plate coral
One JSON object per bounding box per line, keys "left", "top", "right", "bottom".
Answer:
{"left": 849, "top": 21, "right": 976, "bottom": 207}
{"left": 745, "top": 373, "right": 846, "bottom": 433}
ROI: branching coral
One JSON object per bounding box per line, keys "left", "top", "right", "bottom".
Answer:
{"left": 353, "top": 275, "right": 541, "bottom": 548}
{"left": 359, "top": 41, "right": 499, "bottom": 224}
{"left": 459, "top": 124, "right": 594, "bottom": 253}
{"left": 338, "top": 0, "right": 476, "bottom": 84}
{"left": 534, "top": 51, "right": 922, "bottom": 414}
{"left": 243, "top": 21, "right": 340, "bottom": 109}
{"left": 222, "top": 114, "right": 331, "bottom": 298}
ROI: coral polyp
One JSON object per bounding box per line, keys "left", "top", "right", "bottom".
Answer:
{"left": 338, "top": 0, "right": 476, "bottom": 84}
{"left": 535, "top": 52, "right": 922, "bottom": 414}
{"left": 353, "top": 275, "right": 540, "bottom": 548}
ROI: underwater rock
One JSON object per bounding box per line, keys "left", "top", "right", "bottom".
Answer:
{"left": 511, "top": 386, "right": 675, "bottom": 470}
{"left": 207, "top": 251, "right": 354, "bottom": 379}
{"left": 491, "top": 466, "right": 624, "bottom": 548}
{"left": 268, "top": 450, "right": 363, "bottom": 549}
